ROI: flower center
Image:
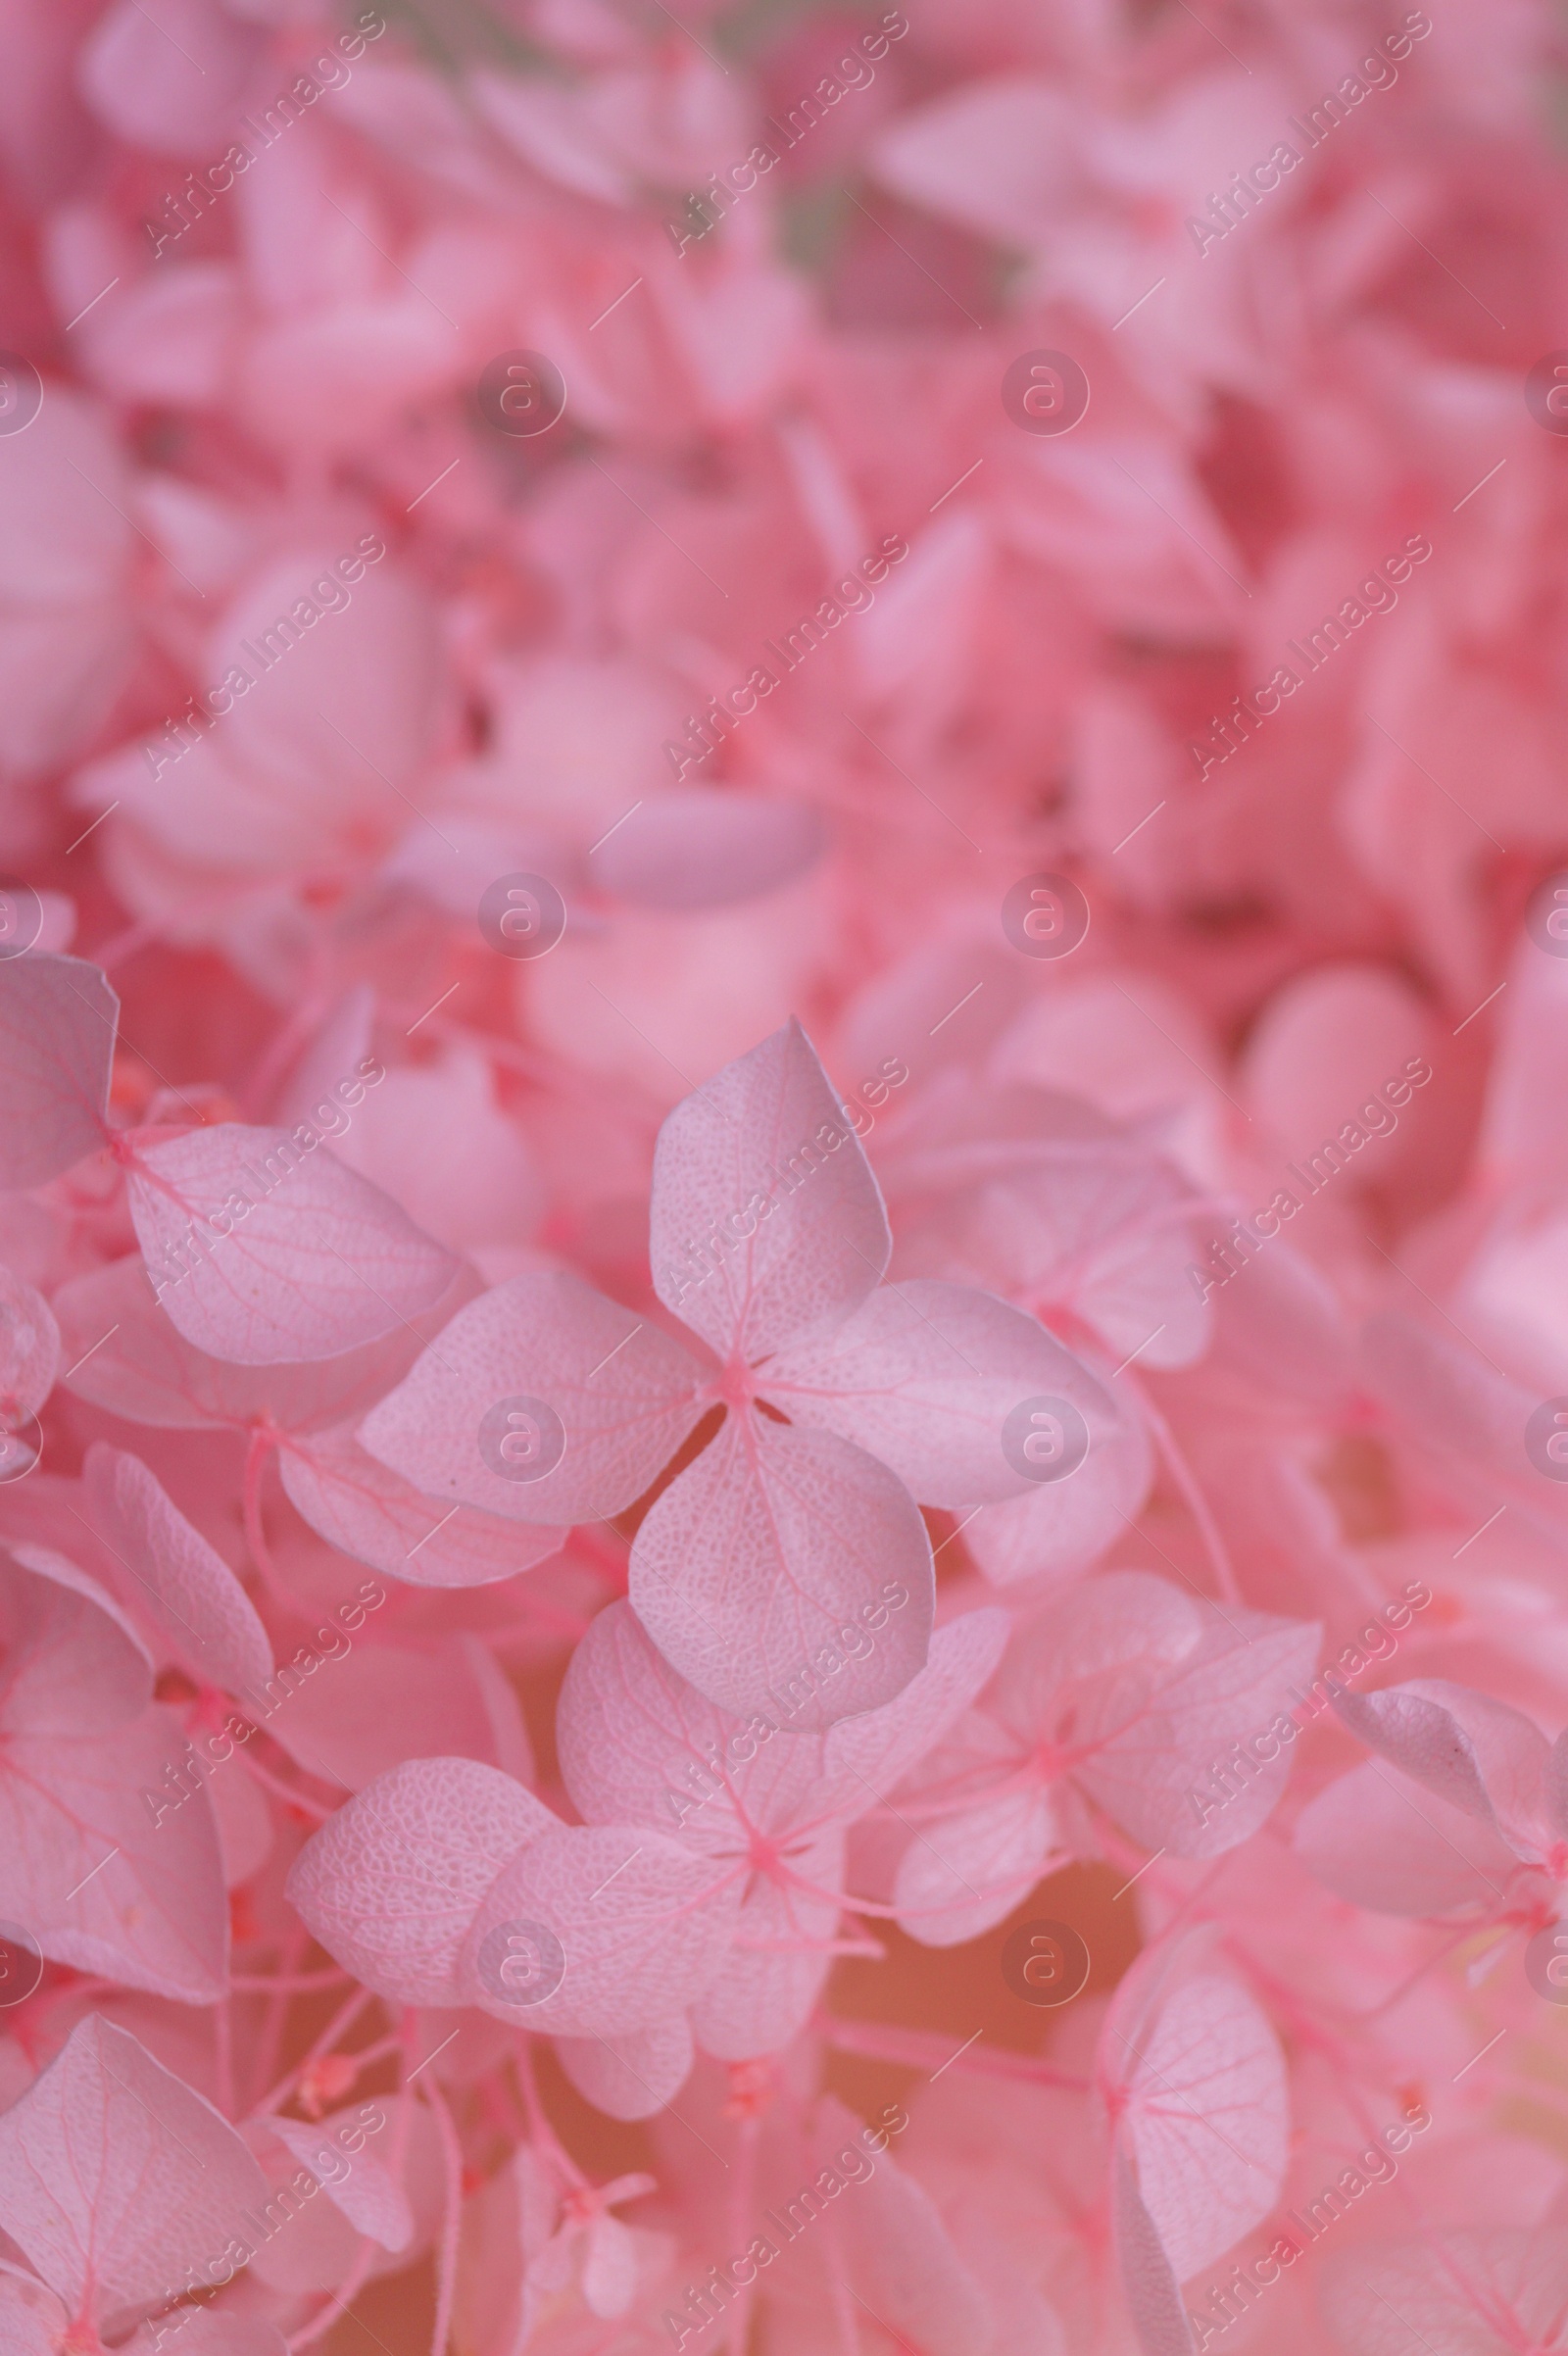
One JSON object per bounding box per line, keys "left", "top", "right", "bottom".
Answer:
{"left": 711, "top": 1357, "right": 760, "bottom": 1413}
{"left": 746, "top": 1829, "right": 782, "bottom": 1878}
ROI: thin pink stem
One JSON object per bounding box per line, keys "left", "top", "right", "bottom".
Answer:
{"left": 421, "top": 2077, "right": 465, "bottom": 2356}
{"left": 248, "top": 1923, "right": 309, "bottom": 2108}
{"left": 242, "top": 1425, "right": 294, "bottom": 1610}
{"left": 817, "top": 2014, "right": 1091, "bottom": 2090}
{"left": 726, "top": 2112, "right": 760, "bottom": 2356}
{"left": 514, "top": 2037, "right": 588, "bottom": 2189}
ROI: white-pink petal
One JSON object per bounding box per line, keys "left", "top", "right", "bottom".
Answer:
{"left": 962, "top": 1387, "right": 1152, "bottom": 1587}
{"left": 1113, "top": 2143, "right": 1200, "bottom": 2356}
{"left": 82, "top": 1443, "right": 273, "bottom": 1695}
{"left": 268, "top": 2113, "right": 415, "bottom": 2254}
{"left": 0, "top": 2017, "right": 267, "bottom": 2321}
{"left": 1104, "top": 1963, "right": 1288, "bottom": 2282}
{"left": 0, "top": 1266, "right": 59, "bottom": 1426}
{"left": 894, "top": 1789, "right": 1058, "bottom": 1947}
{"left": 126, "top": 1123, "right": 459, "bottom": 1365}
{"left": 763, "top": 1279, "right": 1115, "bottom": 1508}
{"left": 1320, "top": 2230, "right": 1568, "bottom": 2356}
{"left": 358, "top": 1268, "right": 706, "bottom": 1525}
{"left": 555, "top": 2017, "right": 697, "bottom": 2122}
{"left": 1333, "top": 1678, "right": 1552, "bottom": 1858}
{"left": 0, "top": 955, "right": 115, "bottom": 1189}
{"left": 2, "top": 1704, "right": 228, "bottom": 2002}
{"left": 0, "top": 1545, "right": 153, "bottom": 1734}
{"left": 816, "top": 1607, "right": 1011, "bottom": 1817}
{"left": 280, "top": 1423, "right": 564, "bottom": 1589}
{"left": 649, "top": 1019, "right": 890, "bottom": 1362}
{"left": 629, "top": 1412, "right": 933, "bottom": 1728}
{"left": 688, "top": 1832, "right": 845, "bottom": 2059}
{"left": 457, "top": 1825, "right": 741, "bottom": 2037}
{"left": 285, "top": 1757, "right": 556, "bottom": 2006}
{"left": 1294, "top": 1759, "right": 1520, "bottom": 1917}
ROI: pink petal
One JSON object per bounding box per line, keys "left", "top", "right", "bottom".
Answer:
{"left": 1547, "top": 1731, "right": 1568, "bottom": 1842}
{"left": 457, "top": 1825, "right": 741, "bottom": 2037}
{"left": 767, "top": 1278, "right": 1127, "bottom": 1507}
{"left": 0, "top": 1265, "right": 58, "bottom": 1425}
{"left": 649, "top": 1019, "right": 891, "bottom": 1362}
{"left": 1319, "top": 2231, "right": 1568, "bottom": 2356}
{"left": 279, "top": 1423, "right": 565, "bottom": 1590}
{"left": 589, "top": 789, "right": 825, "bottom": 910}
{"left": 1071, "top": 1598, "right": 1322, "bottom": 1858}
{"left": 267, "top": 1634, "right": 534, "bottom": 1795}
{"left": 1295, "top": 1759, "right": 1523, "bottom": 1917}
{"left": 1206, "top": 1237, "right": 1353, "bottom": 1409}
{"left": 827, "top": 2095, "right": 996, "bottom": 2356}
{"left": 893, "top": 1126, "right": 1211, "bottom": 1371}
{"left": 994, "top": 1571, "right": 1200, "bottom": 1736}
{"left": 126, "top": 1124, "right": 459, "bottom": 1365}
{"left": 268, "top": 2113, "right": 415, "bottom": 2254}
{"left": 209, "top": 1752, "right": 273, "bottom": 1890}
{"left": 357, "top": 1269, "right": 706, "bottom": 1525}
{"left": 0, "top": 2016, "right": 266, "bottom": 2317}
{"left": 1332, "top": 1678, "right": 1551, "bottom": 1857}
{"left": 894, "top": 1788, "right": 1058, "bottom": 1947}
{"left": 580, "top": 2211, "right": 641, "bottom": 2319}
{"left": 555, "top": 2017, "right": 696, "bottom": 2122}
{"left": 816, "top": 1607, "right": 1011, "bottom": 1814}
{"left": 0, "top": 1544, "right": 152, "bottom": 1734}
{"left": 1103, "top": 1960, "right": 1288, "bottom": 2281}
{"left": 558, "top": 1596, "right": 771, "bottom": 1844}
{"left": 1112, "top": 2143, "right": 1198, "bottom": 2356}
{"left": 629, "top": 1413, "right": 934, "bottom": 1728}
{"left": 209, "top": 552, "right": 443, "bottom": 842}
{"left": 82, "top": 1443, "right": 273, "bottom": 1695}
{"left": 0, "top": 954, "right": 115, "bottom": 1189}
{"left": 0, "top": 2287, "right": 64, "bottom": 2356}
{"left": 285, "top": 1758, "right": 556, "bottom": 2006}
{"left": 270, "top": 984, "right": 376, "bottom": 1128}
{"left": 55, "top": 1252, "right": 483, "bottom": 1435}
{"left": 1361, "top": 1313, "right": 1558, "bottom": 1539}
{"left": 3, "top": 1703, "right": 227, "bottom": 2000}
{"left": 244, "top": 2094, "right": 444, "bottom": 2298}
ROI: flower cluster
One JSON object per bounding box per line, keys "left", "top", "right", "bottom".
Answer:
{"left": 0, "top": 1, "right": 1563, "bottom": 2353}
